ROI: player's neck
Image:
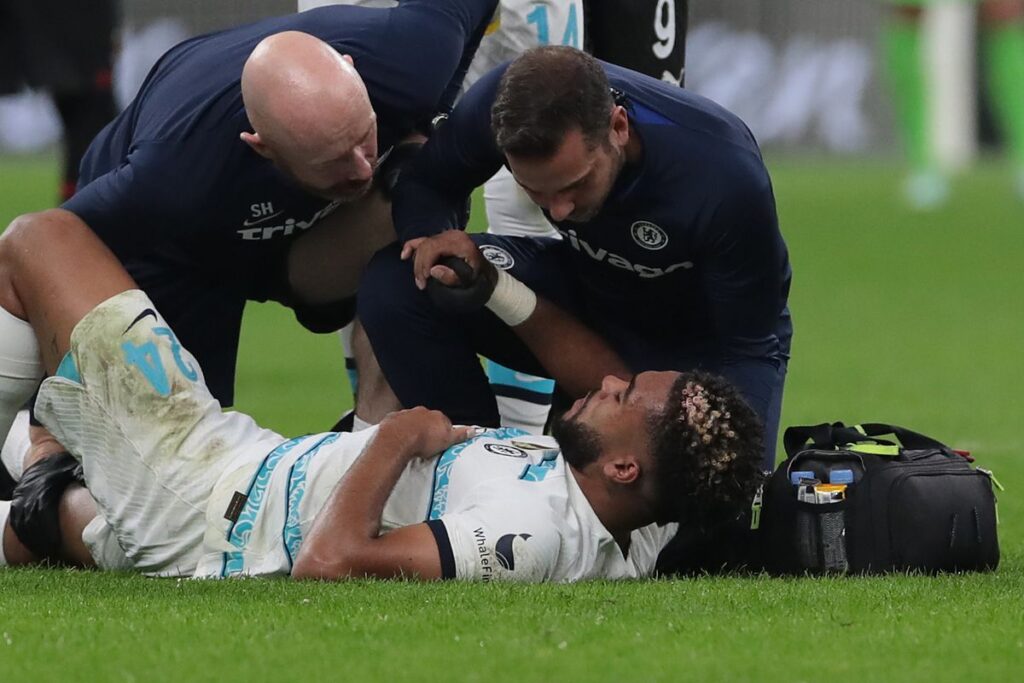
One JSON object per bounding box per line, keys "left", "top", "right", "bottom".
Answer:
{"left": 568, "top": 465, "right": 651, "bottom": 554}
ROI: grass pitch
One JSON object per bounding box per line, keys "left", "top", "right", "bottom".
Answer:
{"left": 1, "top": 153, "right": 1022, "bottom": 681}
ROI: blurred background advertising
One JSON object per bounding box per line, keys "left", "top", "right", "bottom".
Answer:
{"left": 3, "top": 0, "right": 1023, "bottom": 209}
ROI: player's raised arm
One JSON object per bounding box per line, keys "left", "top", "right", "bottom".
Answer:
{"left": 401, "top": 231, "right": 630, "bottom": 399}
{"left": 291, "top": 408, "right": 475, "bottom": 581}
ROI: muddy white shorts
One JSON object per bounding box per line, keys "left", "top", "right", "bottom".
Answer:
{"left": 33, "top": 290, "right": 285, "bottom": 576}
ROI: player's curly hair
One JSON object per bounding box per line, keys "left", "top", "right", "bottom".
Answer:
{"left": 648, "top": 371, "right": 764, "bottom": 528}
{"left": 491, "top": 46, "right": 614, "bottom": 158}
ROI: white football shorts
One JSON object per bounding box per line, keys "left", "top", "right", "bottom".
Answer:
{"left": 34, "top": 290, "right": 285, "bottom": 576}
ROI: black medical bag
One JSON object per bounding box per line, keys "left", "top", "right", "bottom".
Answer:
{"left": 758, "top": 422, "right": 1001, "bottom": 575}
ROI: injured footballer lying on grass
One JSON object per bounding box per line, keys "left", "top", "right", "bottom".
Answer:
{"left": 0, "top": 210, "right": 763, "bottom": 581}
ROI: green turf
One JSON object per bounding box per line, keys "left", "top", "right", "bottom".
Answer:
{"left": 4, "top": 571, "right": 1022, "bottom": 682}
{"left": 1, "top": 154, "right": 1022, "bottom": 681}
{"left": 0, "top": 153, "right": 61, "bottom": 219}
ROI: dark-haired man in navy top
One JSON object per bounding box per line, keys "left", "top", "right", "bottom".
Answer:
{"left": 359, "top": 46, "right": 791, "bottom": 470}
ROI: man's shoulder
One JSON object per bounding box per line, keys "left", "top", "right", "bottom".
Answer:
{"left": 88, "top": 136, "right": 240, "bottom": 204}
{"left": 606, "top": 63, "right": 760, "bottom": 155}
{"left": 609, "top": 75, "right": 769, "bottom": 201}
{"left": 457, "top": 61, "right": 509, "bottom": 116}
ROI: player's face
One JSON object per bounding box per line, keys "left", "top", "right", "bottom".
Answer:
{"left": 280, "top": 112, "right": 379, "bottom": 202}
{"left": 560, "top": 371, "right": 679, "bottom": 457}
{"left": 507, "top": 113, "right": 629, "bottom": 223}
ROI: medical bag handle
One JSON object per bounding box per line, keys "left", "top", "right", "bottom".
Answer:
{"left": 783, "top": 422, "right": 892, "bottom": 458}
{"left": 783, "top": 422, "right": 957, "bottom": 458}
{"left": 853, "top": 423, "right": 957, "bottom": 455}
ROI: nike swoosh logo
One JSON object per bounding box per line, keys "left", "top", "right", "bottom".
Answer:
{"left": 242, "top": 211, "right": 284, "bottom": 227}
{"left": 123, "top": 308, "right": 157, "bottom": 334}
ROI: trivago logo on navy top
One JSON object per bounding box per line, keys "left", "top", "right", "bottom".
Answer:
{"left": 558, "top": 225, "right": 693, "bottom": 279}
{"left": 236, "top": 200, "right": 342, "bottom": 240}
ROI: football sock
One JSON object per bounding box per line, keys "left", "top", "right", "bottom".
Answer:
{"left": 0, "top": 307, "right": 43, "bottom": 454}
{"left": 983, "top": 22, "right": 1024, "bottom": 169}
{"left": 487, "top": 360, "right": 554, "bottom": 434}
{"left": 332, "top": 324, "right": 367, "bottom": 432}
{"left": 338, "top": 322, "right": 359, "bottom": 397}
{"left": 883, "top": 18, "right": 931, "bottom": 172}
{"left": 1, "top": 409, "right": 31, "bottom": 484}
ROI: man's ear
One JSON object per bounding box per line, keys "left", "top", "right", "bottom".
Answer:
{"left": 609, "top": 105, "right": 630, "bottom": 147}
{"left": 240, "top": 131, "right": 272, "bottom": 159}
{"left": 602, "top": 455, "right": 641, "bottom": 486}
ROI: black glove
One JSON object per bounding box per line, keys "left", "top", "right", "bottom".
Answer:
{"left": 9, "top": 452, "right": 85, "bottom": 562}
{"left": 425, "top": 256, "right": 496, "bottom": 313}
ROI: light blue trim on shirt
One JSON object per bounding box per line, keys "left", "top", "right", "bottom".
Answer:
{"left": 485, "top": 362, "right": 556, "bottom": 393}
{"left": 427, "top": 427, "right": 527, "bottom": 521}
{"left": 282, "top": 433, "right": 341, "bottom": 568}
{"left": 519, "top": 450, "right": 560, "bottom": 482}
{"left": 221, "top": 435, "right": 309, "bottom": 577}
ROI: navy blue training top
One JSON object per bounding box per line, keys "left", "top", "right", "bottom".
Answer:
{"left": 63, "top": 2, "right": 497, "bottom": 271}
{"left": 393, "top": 61, "right": 792, "bottom": 359}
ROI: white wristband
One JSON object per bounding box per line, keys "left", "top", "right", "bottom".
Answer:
{"left": 485, "top": 269, "right": 537, "bottom": 327}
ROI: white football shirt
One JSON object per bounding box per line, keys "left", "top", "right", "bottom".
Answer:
{"left": 197, "top": 427, "right": 677, "bottom": 581}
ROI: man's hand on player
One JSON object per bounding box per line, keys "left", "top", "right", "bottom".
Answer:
{"left": 378, "top": 407, "right": 475, "bottom": 459}
{"left": 401, "top": 230, "right": 496, "bottom": 291}
{"left": 295, "top": 405, "right": 472, "bottom": 581}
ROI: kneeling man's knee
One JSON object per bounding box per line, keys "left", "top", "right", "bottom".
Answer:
{"left": 357, "top": 243, "right": 418, "bottom": 328}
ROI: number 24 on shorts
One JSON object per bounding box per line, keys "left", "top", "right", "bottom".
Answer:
{"left": 121, "top": 327, "right": 199, "bottom": 396}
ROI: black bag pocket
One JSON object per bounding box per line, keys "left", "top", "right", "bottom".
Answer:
{"left": 763, "top": 492, "right": 852, "bottom": 575}
{"left": 793, "top": 500, "right": 849, "bottom": 573}
{"left": 888, "top": 469, "right": 999, "bottom": 572}
{"left": 847, "top": 464, "right": 1000, "bottom": 573}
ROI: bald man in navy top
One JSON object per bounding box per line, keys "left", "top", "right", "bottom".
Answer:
{"left": 8, "top": 2, "right": 497, "bottom": 406}
{"left": 359, "top": 46, "right": 791, "bottom": 468}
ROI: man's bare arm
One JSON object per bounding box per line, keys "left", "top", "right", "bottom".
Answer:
{"left": 291, "top": 408, "right": 473, "bottom": 581}
{"left": 402, "top": 231, "right": 631, "bottom": 397}
{"left": 497, "top": 293, "right": 630, "bottom": 398}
